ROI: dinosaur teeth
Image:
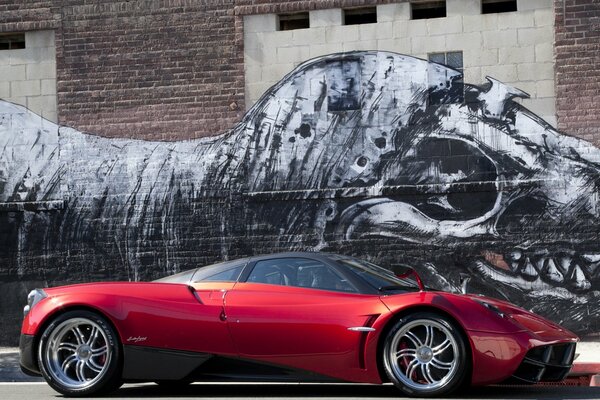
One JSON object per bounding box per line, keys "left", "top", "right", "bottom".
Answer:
{"left": 558, "top": 256, "right": 572, "bottom": 273}
{"left": 568, "top": 264, "right": 591, "bottom": 291}
{"left": 520, "top": 257, "right": 538, "bottom": 281}
{"left": 541, "top": 258, "right": 564, "bottom": 283}
{"left": 582, "top": 254, "right": 600, "bottom": 263}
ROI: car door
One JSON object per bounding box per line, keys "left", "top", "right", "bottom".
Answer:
{"left": 224, "top": 257, "right": 389, "bottom": 381}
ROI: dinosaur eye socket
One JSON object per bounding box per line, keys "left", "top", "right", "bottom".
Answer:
{"left": 385, "top": 138, "right": 498, "bottom": 221}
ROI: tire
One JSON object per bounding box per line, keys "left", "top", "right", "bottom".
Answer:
{"left": 382, "top": 312, "right": 469, "bottom": 397}
{"left": 37, "top": 310, "right": 122, "bottom": 397}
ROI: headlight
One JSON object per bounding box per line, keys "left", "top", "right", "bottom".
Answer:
{"left": 474, "top": 300, "right": 506, "bottom": 318}
{"left": 23, "top": 289, "right": 47, "bottom": 316}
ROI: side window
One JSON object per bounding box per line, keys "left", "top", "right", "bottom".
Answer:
{"left": 192, "top": 262, "right": 245, "bottom": 282}
{"left": 247, "top": 258, "right": 357, "bottom": 293}
{"left": 203, "top": 265, "right": 244, "bottom": 282}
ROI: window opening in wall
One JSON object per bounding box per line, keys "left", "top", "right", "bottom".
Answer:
{"left": 481, "top": 0, "right": 517, "bottom": 14}
{"left": 428, "top": 51, "right": 464, "bottom": 105}
{"left": 411, "top": 1, "right": 447, "bottom": 20}
{"left": 343, "top": 7, "right": 377, "bottom": 25}
{"left": 278, "top": 13, "right": 310, "bottom": 31}
{"left": 0, "top": 33, "right": 25, "bottom": 50}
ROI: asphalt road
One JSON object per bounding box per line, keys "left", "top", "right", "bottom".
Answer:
{"left": 0, "top": 382, "right": 599, "bottom": 400}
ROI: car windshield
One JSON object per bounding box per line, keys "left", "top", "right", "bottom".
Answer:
{"left": 336, "top": 257, "right": 420, "bottom": 293}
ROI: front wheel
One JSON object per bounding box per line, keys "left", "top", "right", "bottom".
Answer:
{"left": 37, "top": 310, "right": 122, "bottom": 397}
{"left": 382, "top": 312, "right": 469, "bottom": 397}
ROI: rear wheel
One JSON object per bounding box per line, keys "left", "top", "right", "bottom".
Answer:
{"left": 38, "top": 310, "right": 122, "bottom": 397}
{"left": 383, "top": 312, "right": 468, "bottom": 397}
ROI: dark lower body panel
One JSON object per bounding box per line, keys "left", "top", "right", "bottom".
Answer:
{"left": 123, "top": 346, "right": 340, "bottom": 383}
{"left": 19, "top": 334, "right": 41, "bottom": 376}
{"left": 506, "top": 343, "right": 576, "bottom": 384}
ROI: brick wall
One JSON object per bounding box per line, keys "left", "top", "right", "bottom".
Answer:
{"left": 554, "top": 0, "right": 600, "bottom": 146}
{"left": 1, "top": 1, "right": 598, "bottom": 141}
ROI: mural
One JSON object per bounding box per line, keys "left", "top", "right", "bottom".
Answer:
{"left": 0, "top": 51, "right": 599, "bottom": 344}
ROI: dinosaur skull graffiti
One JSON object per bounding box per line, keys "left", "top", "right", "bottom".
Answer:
{"left": 0, "top": 51, "right": 598, "bottom": 340}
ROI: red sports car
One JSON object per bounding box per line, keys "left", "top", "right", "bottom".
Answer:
{"left": 20, "top": 252, "right": 577, "bottom": 397}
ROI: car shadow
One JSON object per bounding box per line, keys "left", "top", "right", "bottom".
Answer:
{"left": 99, "top": 383, "right": 600, "bottom": 399}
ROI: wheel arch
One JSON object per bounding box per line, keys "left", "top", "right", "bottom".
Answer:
{"left": 374, "top": 304, "right": 473, "bottom": 386}
{"left": 31, "top": 304, "right": 124, "bottom": 373}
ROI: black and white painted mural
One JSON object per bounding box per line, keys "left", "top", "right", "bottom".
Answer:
{"left": 1, "top": 51, "right": 599, "bottom": 343}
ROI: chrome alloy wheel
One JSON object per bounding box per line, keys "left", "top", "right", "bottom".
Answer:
{"left": 387, "top": 319, "right": 459, "bottom": 392}
{"left": 42, "top": 317, "right": 112, "bottom": 390}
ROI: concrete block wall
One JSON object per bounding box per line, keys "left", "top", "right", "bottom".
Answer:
{"left": 244, "top": 0, "right": 558, "bottom": 127}
{"left": 0, "top": 30, "right": 57, "bottom": 122}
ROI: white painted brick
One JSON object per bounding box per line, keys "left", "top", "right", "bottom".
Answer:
{"left": 427, "top": 16, "right": 462, "bottom": 35}
{"left": 7, "top": 96, "right": 26, "bottom": 107}
{"left": 374, "top": 22, "right": 393, "bottom": 40}
{"left": 541, "top": 114, "right": 557, "bottom": 128}
{"left": 41, "top": 79, "right": 56, "bottom": 95}
{"left": 535, "top": 42, "right": 554, "bottom": 62}
{"left": 463, "top": 13, "right": 498, "bottom": 32}
{"left": 262, "top": 63, "right": 295, "bottom": 83}
{"left": 27, "top": 95, "right": 56, "bottom": 113}
{"left": 464, "top": 48, "right": 498, "bottom": 67}
{"left": 517, "top": 0, "right": 553, "bottom": 11}
{"left": 0, "top": 81, "right": 9, "bottom": 98}
{"left": 517, "top": 26, "right": 553, "bottom": 46}
{"left": 377, "top": 3, "right": 410, "bottom": 22}
{"left": 359, "top": 24, "right": 378, "bottom": 41}
{"left": 407, "top": 20, "right": 427, "bottom": 37}
{"left": 244, "top": 14, "right": 277, "bottom": 33}
{"left": 497, "top": 11, "right": 534, "bottom": 29}
{"left": 11, "top": 80, "right": 40, "bottom": 96}
{"left": 42, "top": 108, "right": 57, "bottom": 123}
{"left": 377, "top": 38, "right": 411, "bottom": 54}
{"left": 262, "top": 30, "right": 294, "bottom": 49}
{"left": 522, "top": 97, "right": 555, "bottom": 118}
{"left": 343, "top": 40, "right": 378, "bottom": 52}
{"left": 536, "top": 79, "right": 555, "bottom": 98}
{"left": 463, "top": 66, "right": 482, "bottom": 84}
{"left": 244, "top": 32, "right": 261, "bottom": 50}
{"left": 277, "top": 46, "right": 309, "bottom": 64}
{"left": 25, "top": 30, "right": 54, "bottom": 49}
{"left": 9, "top": 48, "right": 43, "bottom": 65}
{"left": 26, "top": 62, "right": 56, "bottom": 80}
{"left": 245, "top": 45, "right": 265, "bottom": 67}
{"left": 517, "top": 62, "right": 554, "bottom": 81}
{"left": 0, "top": 53, "right": 9, "bottom": 66}
{"left": 310, "top": 9, "right": 343, "bottom": 27}
{"left": 411, "top": 35, "right": 445, "bottom": 54}
{"left": 483, "top": 30, "right": 517, "bottom": 48}
{"left": 392, "top": 21, "right": 409, "bottom": 37}
{"left": 498, "top": 46, "right": 535, "bottom": 64}
{"left": 245, "top": 65, "right": 262, "bottom": 82}
{"left": 308, "top": 43, "right": 333, "bottom": 58}
{"left": 325, "top": 26, "right": 359, "bottom": 43}
{"left": 506, "top": 80, "right": 536, "bottom": 97}
{"left": 292, "top": 27, "right": 326, "bottom": 46}
{"left": 447, "top": 0, "right": 480, "bottom": 16}
{"left": 534, "top": 8, "right": 554, "bottom": 26}
{"left": 0, "top": 65, "right": 26, "bottom": 81}
{"left": 482, "top": 65, "right": 518, "bottom": 82}
{"left": 446, "top": 32, "right": 482, "bottom": 50}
